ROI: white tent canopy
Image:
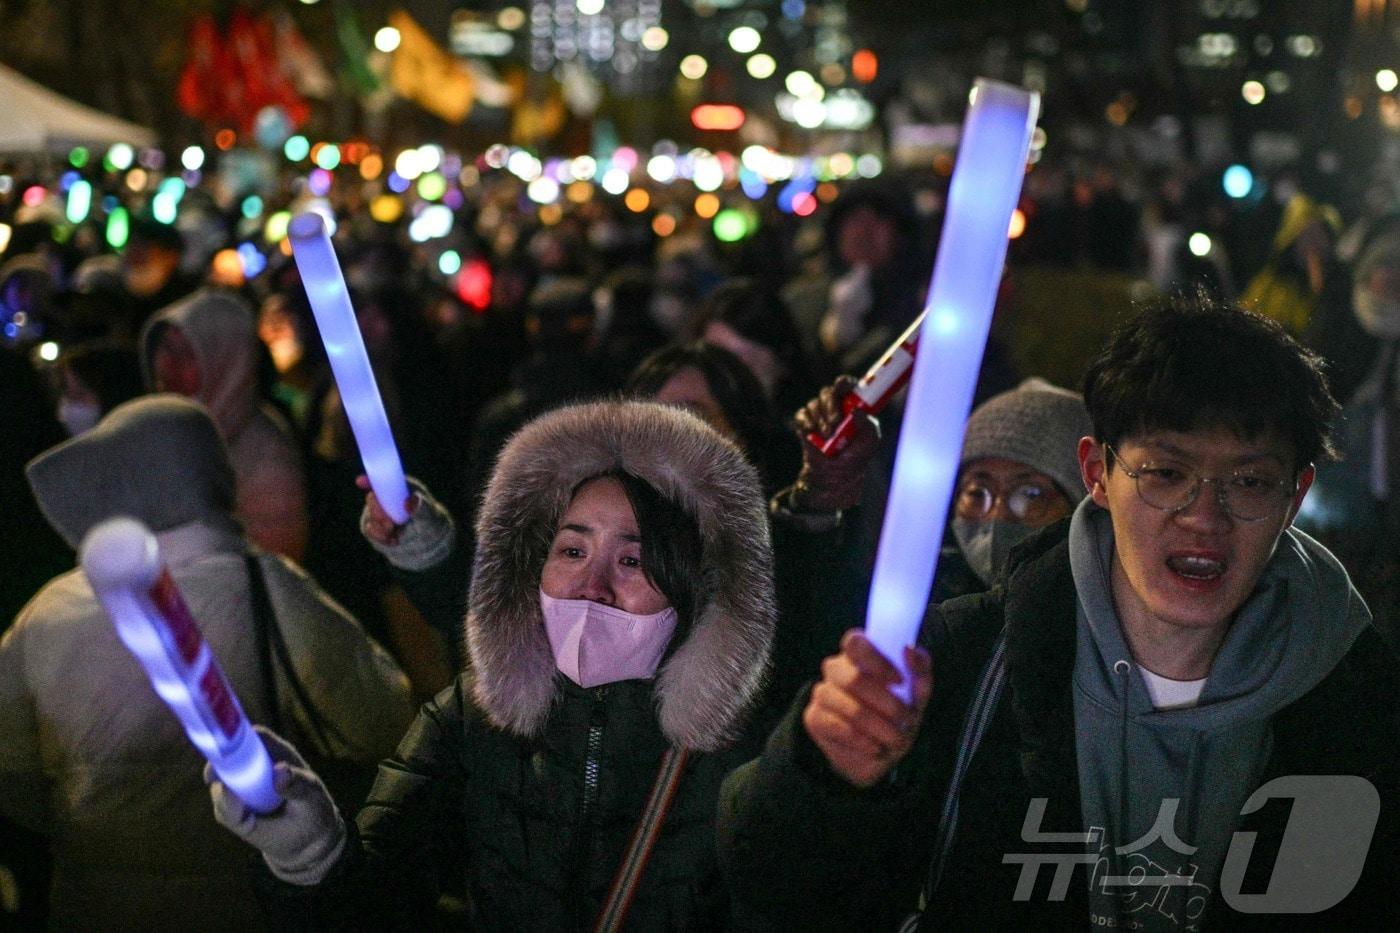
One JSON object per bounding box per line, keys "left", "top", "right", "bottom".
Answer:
{"left": 0, "top": 62, "right": 156, "bottom": 153}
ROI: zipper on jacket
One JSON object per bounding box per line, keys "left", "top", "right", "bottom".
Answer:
{"left": 579, "top": 686, "right": 609, "bottom": 830}
{"left": 568, "top": 687, "right": 609, "bottom": 927}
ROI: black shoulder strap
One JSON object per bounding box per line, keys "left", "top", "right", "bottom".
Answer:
{"left": 244, "top": 553, "right": 344, "bottom": 753}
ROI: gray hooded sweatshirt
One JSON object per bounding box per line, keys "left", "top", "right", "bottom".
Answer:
{"left": 1, "top": 395, "right": 412, "bottom": 931}
{"left": 1068, "top": 500, "right": 1370, "bottom": 930}
{"left": 139, "top": 288, "right": 308, "bottom": 558}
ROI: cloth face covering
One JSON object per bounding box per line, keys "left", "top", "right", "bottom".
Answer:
{"left": 540, "top": 590, "right": 679, "bottom": 688}
{"left": 952, "top": 517, "right": 1037, "bottom": 586}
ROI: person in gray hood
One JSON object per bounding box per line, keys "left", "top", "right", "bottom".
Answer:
{"left": 0, "top": 395, "right": 413, "bottom": 930}
{"left": 140, "top": 287, "right": 309, "bottom": 561}
{"left": 718, "top": 298, "right": 1400, "bottom": 930}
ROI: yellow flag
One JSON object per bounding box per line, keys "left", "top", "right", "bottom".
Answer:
{"left": 389, "top": 10, "right": 474, "bottom": 123}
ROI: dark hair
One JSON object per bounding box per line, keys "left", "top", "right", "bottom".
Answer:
{"left": 577, "top": 470, "right": 705, "bottom": 634}
{"left": 687, "top": 278, "right": 811, "bottom": 389}
{"left": 1082, "top": 295, "right": 1339, "bottom": 471}
{"left": 626, "top": 342, "right": 799, "bottom": 494}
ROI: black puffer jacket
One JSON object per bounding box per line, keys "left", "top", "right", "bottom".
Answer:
{"left": 274, "top": 401, "right": 776, "bottom": 930}
{"left": 717, "top": 520, "right": 1400, "bottom": 930}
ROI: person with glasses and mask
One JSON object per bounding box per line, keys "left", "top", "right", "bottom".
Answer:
{"left": 719, "top": 298, "right": 1400, "bottom": 930}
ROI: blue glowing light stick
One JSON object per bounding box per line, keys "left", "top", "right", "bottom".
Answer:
{"left": 80, "top": 517, "right": 281, "bottom": 813}
{"left": 864, "top": 79, "right": 1039, "bottom": 701}
{"left": 288, "top": 212, "right": 411, "bottom": 522}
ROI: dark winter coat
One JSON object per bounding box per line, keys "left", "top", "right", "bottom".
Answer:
{"left": 717, "top": 521, "right": 1400, "bottom": 930}
{"left": 275, "top": 401, "right": 776, "bottom": 930}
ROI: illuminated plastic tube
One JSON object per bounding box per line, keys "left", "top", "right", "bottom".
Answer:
{"left": 864, "top": 79, "right": 1039, "bottom": 701}
{"left": 80, "top": 517, "right": 281, "bottom": 813}
{"left": 288, "top": 212, "right": 411, "bottom": 522}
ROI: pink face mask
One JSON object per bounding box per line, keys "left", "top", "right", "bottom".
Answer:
{"left": 540, "top": 590, "right": 679, "bottom": 688}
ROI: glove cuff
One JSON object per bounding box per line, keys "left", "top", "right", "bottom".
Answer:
{"left": 361, "top": 476, "right": 456, "bottom": 571}
{"left": 264, "top": 815, "right": 349, "bottom": 886}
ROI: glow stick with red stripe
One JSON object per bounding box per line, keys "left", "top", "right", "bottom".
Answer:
{"left": 80, "top": 517, "right": 281, "bottom": 813}
{"left": 806, "top": 307, "right": 928, "bottom": 455}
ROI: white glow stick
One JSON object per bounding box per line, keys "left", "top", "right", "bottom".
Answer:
{"left": 80, "top": 517, "right": 281, "bottom": 813}
{"left": 864, "top": 80, "right": 1039, "bottom": 701}
{"left": 288, "top": 212, "right": 411, "bottom": 523}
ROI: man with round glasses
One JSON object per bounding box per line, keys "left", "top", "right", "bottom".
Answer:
{"left": 720, "top": 299, "right": 1400, "bottom": 929}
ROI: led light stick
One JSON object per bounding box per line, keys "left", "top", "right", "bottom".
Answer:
{"left": 80, "top": 517, "right": 281, "bottom": 813}
{"left": 864, "top": 79, "right": 1039, "bottom": 701}
{"left": 807, "top": 307, "right": 928, "bottom": 455}
{"left": 288, "top": 212, "right": 411, "bottom": 522}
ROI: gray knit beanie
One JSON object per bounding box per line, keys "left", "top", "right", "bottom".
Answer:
{"left": 960, "top": 378, "right": 1093, "bottom": 501}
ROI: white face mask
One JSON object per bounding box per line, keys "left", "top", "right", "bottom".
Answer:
{"left": 57, "top": 397, "right": 102, "bottom": 437}
{"left": 540, "top": 590, "right": 678, "bottom": 688}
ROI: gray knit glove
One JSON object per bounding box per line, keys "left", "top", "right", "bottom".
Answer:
{"left": 206, "top": 726, "right": 347, "bottom": 886}
{"left": 359, "top": 476, "right": 456, "bottom": 572}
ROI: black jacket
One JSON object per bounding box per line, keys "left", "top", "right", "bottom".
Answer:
{"left": 273, "top": 676, "right": 751, "bottom": 930}
{"left": 718, "top": 521, "right": 1400, "bottom": 930}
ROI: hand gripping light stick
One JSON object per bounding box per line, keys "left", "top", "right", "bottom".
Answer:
{"left": 288, "top": 212, "right": 411, "bottom": 523}
{"left": 864, "top": 79, "right": 1039, "bottom": 702}
{"left": 80, "top": 517, "right": 281, "bottom": 813}
{"left": 806, "top": 307, "right": 928, "bottom": 455}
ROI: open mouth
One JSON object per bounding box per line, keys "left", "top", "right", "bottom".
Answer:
{"left": 1166, "top": 555, "right": 1227, "bottom": 581}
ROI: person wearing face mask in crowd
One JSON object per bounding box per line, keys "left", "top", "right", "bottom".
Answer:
{"left": 52, "top": 341, "right": 144, "bottom": 437}
{"left": 207, "top": 401, "right": 775, "bottom": 929}
{"left": 781, "top": 376, "right": 1092, "bottom": 652}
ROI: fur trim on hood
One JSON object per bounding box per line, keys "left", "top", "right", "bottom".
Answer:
{"left": 468, "top": 400, "right": 775, "bottom": 752}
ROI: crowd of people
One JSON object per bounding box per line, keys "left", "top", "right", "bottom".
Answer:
{"left": 1, "top": 136, "right": 1399, "bottom": 929}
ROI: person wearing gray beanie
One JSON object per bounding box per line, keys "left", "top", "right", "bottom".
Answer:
{"left": 951, "top": 377, "right": 1093, "bottom": 587}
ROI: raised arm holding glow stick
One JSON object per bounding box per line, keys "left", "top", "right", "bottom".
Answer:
{"left": 864, "top": 79, "right": 1039, "bottom": 701}
{"left": 80, "top": 516, "right": 281, "bottom": 814}
{"left": 288, "top": 212, "right": 411, "bottom": 523}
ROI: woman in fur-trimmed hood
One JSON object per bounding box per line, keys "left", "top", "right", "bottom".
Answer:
{"left": 210, "top": 400, "right": 777, "bottom": 931}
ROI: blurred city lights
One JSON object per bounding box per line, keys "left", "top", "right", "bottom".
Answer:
{"left": 729, "top": 27, "right": 761, "bottom": 54}
{"left": 396, "top": 149, "right": 425, "bottom": 180}
{"left": 0, "top": 223, "right": 10, "bottom": 255}
{"left": 181, "top": 146, "right": 205, "bottom": 171}
{"left": 314, "top": 144, "right": 341, "bottom": 170}
{"left": 642, "top": 27, "right": 669, "bottom": 51}
{"left": 577, "top": 0, "right": 604, "bottom": 14}
{"left": 105, "top": 207, "right": 130, "bottom": 249}
{"left": 370, "top": 195, "right": 404, "bottom": 223}
{"left": 38, "top": 341, "right": 60, "bottom": 362}
{"left": 237, "top": 242, "right": 267, "bottom": 278}
{"left": 528, "top": 176, "right": 562, "bottom": 204}
{"left": 69, "top": 146, "right": 89, "bottom": 168}
{"left": 1378, "top": 69, "right": 1399, "bottom": 93}
{"left": 695, "top": 193, "right": 721, "bottom": 218}
{"left": 284, "top": 135, "right": 310, "bottom": 161}
{"left": 786, "top": 70, "right": 818, "bottom": 97}
{"left": 1008, "top": 208, "right": 1027, "bottom": 239}
{"left": 713, "top": 208, "right": 750, "bottom": 242}
{"left": 1188, "top": 232, "right": 1212, "bottom": 256}
{"left": 601, "top": 168, "right": 630, "bottom": 195}
{"left": 647, "top": 154, "right": 677, "bottom": 183}
{"left": 748, "top": 54, "right": 777, "bottom": 79}
{"left": 852, "top": 49, "right": 878, "bottom": 84}
{"left": 1223, "top": 164, "right": 1254, "bottom": 198}
{"left": 1241, "top": 80, "right": 1265, "bottom": 104}
{"left": 680, "top": 55, "right": 708, "bottom": 79}
{"left": 375, "top": 27, "right": 402, "bottom": 53}
{"left": 692, "top": 105, "right": 746, "bottom": 131}
{"left": 418, "top": 172, "right": 448, "bottom": 200}
{"left": 265, "top": 211, "right": 292, "bottom": 243}
{"left": 106, "top": 143, "right": 135, "bottom": 171}
{"left": 66, "top": 180, "right": 92, "bottom": 223}
{"left": 439, "top": 250, "right": 462, "bottom": 276}
{"left": 625, "top": 188, "right": 651, "bottom": 212}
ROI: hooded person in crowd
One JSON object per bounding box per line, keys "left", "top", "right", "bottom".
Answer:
{"left": 208, "top": 400, "right": 775, "bottom": 930}
{"left": 718, "top": 299, "right": 1400, "bottom": 929}
{"left": 140, "top": 288, "right": 309, "bottom": 561}
{"left": 0, "top": 395, "right": 413, "bottom": 931}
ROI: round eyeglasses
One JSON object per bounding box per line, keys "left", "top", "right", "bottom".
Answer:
{"left": 1105, "top": 444, "right": 1297, "bottom": 523}
{"left": 955, "top": 480, "right": 1064, "bottom": 523}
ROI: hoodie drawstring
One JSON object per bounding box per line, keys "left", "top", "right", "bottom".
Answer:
{"left": 1111, "top": 658, "right": 1132, "bottom": 918}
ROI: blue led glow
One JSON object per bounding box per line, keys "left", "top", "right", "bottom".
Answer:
{"left": 288, "top": 213, "right": 411, "bottom": 522}
{"left": 863, "top": 80, "right": 1039, "bottom": 700}
{"left": 1223, "top": 164, "right": 1253, "bottom": 199}
{"left": 739, "top": 169, "right": 768, "bottom": 200}
{"left": 81, "top": 518, "right": 281, "bottom": 814}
